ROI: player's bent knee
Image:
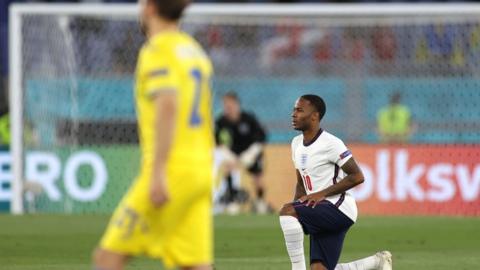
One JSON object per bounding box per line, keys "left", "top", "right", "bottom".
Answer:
{"left": 310, "top": 262, "right": 328, "bottom": 270}
{"left": 279, "top": 203, "right": 297, "bottom": 217}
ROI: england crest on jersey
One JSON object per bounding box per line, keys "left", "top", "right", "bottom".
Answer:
{"left": 301, "top": 153, "right": 308, "bottom": 167}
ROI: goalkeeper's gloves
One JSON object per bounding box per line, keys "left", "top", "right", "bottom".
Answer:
{"left": 239, "top": 143, "right": 263, "bottom": 168}
{"left": 217, "top": 145, "right": 237, "bottom": 165}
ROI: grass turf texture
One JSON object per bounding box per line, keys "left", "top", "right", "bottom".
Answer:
{"left": 0, "top": 215, "right": 479, "bottom": 269}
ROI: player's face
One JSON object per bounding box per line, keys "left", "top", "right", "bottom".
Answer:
{"left": 223, "top": 97, "right": 241, "bottom": 122}
{"left": 292, "top": 98, "right": 317, "bottom": 131}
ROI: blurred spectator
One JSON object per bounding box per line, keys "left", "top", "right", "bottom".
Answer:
{"left": 260, "top": 23, "right": 303, "bottom": 71}
{"left": 206, "top": 26, "right": 231, "bottom": 71}
{"left": 415, "top": 36, "right": 429, "bottom": 63}
{"left": 372, "top": 26, "right": 396, "bottom": 61}
{"left": 377, "top": 92, "right": 414, "bottom": 144}
{"left": 261, "top": 24, "right": 329, "bottom": 73}
{"left": 469, "top": 24, "right": 480, "bottom": 52}
{"left": 314, "top": 31, "right": 333, "bottom": 63}
{"left": 413, "top": 23, "right": 469, "bottom": 73}
{"left": 342, "top": 27, "right": 366, "bottom": 62}
{"left": 425, "top": 24, "right": 455, "bottom": 58}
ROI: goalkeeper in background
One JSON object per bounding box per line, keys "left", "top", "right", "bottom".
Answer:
{"left": 93, "top": 0, "right": 214, "bottom": 269}
{"left": 215, "top": 91, "right": 271, "bottom": 214}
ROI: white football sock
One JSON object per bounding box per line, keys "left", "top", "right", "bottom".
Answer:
{"left": 231, "top": 169, "right": 242, "bottom": 189}
{"left": 279, "top": 215, "right": 306, "bottom": 270}
{"left": 335, "top": 254, "right": 380, "bottom": 270}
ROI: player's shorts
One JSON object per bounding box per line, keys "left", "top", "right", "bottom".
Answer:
{"left": 247, "top": 152, "right": 264, "bottom": 176}
{"left": 292, "top": 200, "right": 354, "bottom": 270}
{"left": 99, "top": 165, "right": 213, "bottom": 269}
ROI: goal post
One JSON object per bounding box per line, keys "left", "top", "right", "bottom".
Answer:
{"left": 8, "top": 3, "right": 141, "bottom": 215}
{"left": 9, "top": 3, "right": 480, "bottom": 214}
{"left": 9, "top": 4, "right": 22, "bottom": 215}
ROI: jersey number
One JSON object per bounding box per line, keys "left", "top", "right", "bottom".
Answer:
{"left": 189, "top": 68, "right": 202, "bottom": 127}
{"left": 302, "top": 174, "right": 313, "bottom": 191}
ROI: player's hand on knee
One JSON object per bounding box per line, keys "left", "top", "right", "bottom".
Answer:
{"left": 299, "top": 192, "right": 325, "bottom": 208}
{"left": 223, "top": 159, "right": 239, "bottom": 172}
{"left": 150, "top": 178, "right": 170, "bottom": 207}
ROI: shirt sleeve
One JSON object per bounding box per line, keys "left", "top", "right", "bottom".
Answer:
{"left": 328, "top": 137, "right": 352, "bottom": 167}
{"left": 142, "top": 46, "right": 180, "bottom": 98}
{"left": 291, "top": 137, "right": 299, "bottom": 168}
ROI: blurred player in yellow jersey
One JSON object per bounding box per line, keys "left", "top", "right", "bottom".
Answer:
{"left": 92, "top": 0, "right": 214, "bottom": 269}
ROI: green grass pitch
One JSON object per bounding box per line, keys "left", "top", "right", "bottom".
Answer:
{"left": 0, "top": 214, "right": 479, "bottom": 269}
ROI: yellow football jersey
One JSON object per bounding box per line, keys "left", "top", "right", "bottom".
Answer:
{"left": 135, "top": 31, "right": 214, "bottom": 175}
{"left": 100, "top": 31, "right": 214, "bottom": 268}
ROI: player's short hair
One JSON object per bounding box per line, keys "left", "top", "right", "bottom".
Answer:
{"left": 152, "top": 0, "right": 190, "bottom": 21}
{"left": 300, "top": 94, "right": 326, "bottom": 120}
{"left": 223, "top": 91, "right": 240, "bottom": 103}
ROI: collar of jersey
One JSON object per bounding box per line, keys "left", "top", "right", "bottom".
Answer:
{"left": 303, "top": 128, "right": 323, "bottom": 147}
{"left": 148, "top": 30, "right": 182, "bottom": 44}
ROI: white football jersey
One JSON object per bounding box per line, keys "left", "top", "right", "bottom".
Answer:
{"left": 291, "top": 129, "right": 358, "bottom": 222}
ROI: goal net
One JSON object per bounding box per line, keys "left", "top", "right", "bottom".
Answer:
{"left": 8, "top": 4, "right": 480, "bottom": 214}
